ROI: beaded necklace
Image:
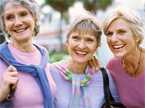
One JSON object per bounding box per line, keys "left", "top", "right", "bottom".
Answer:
{"left": 55, "top": 63, "right": 93, "bottom": 86}
{"left": 65, "top": 69, "right": 92, "bottom": 86}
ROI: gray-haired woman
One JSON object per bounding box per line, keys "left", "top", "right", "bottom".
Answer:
{"left": 0, "top": 0, "right": 53, "bottom": 108}
{"left": 103, "top": 7, "right": 145, "bottom": 108}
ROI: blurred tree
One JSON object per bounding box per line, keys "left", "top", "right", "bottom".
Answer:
{"left": 44, "top": 0, "right": 75, "bottom": 49}
{"left": 82, "top": 0, "right": 113, "bottom": 14}
{"left": 45, "top": 0, "right": 75, "bottom": 13}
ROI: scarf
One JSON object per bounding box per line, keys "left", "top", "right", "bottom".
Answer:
{"left": 0, "top": 42, "right": 53, "bottom": 108}
{"left": 54, "top": 62, "right": 94, "bottom": 108}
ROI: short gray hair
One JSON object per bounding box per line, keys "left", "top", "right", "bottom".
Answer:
{"left": 0, "top": 0, "right": 40, "bottom": 37}
{"left": 103, "top": 7, "right": 144, "bottom": 45}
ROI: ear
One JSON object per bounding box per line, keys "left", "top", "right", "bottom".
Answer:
{"left": 64, "top": 42, "right": 68, "bottom": 52}
{"left": 135, "top": 36, "right": 140, "bottom": 45}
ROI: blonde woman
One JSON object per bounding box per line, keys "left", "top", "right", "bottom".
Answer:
{"left": 103, "top": 7, "right": 145, "bottom": 108}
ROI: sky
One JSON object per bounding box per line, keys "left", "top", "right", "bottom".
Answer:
{"left": 115, "top": 0, "right": 145, "bottom": 9}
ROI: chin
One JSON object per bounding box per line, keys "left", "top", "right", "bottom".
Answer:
{"left": 74, "top": 59, "right": 87, "bottom": 64}
{"left": 113, "top": 52, "right": 125, "bottom": 59}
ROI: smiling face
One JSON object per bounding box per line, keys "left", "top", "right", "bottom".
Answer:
{"left": 3, "top": 2, "right": 35, "bottom": 43}
{"left": 106, "top": 18, "right": 138, "bottom": 57}
{"left": 66, "top": 31, "right": 98, "bottom": 64}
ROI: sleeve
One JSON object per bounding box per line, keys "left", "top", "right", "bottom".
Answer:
{"left": 45, "top": 63, "right": 57, "bottom": 107}
{"left": 45, "top": 64, "right": 56, "bottom": 96}
{"left": 105, "top": 68, "right": 121, "bottom": 102}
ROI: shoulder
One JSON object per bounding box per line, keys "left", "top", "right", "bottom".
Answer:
{"left": 34, "top": 44, "right": 48, "bottom": 53}
{"left": 99, "top": 67, "right": 112, "bottom": 79}
{"left": 49, "top": 60, "right": 65, "bottom": 70}
{"left": 107, "top": 57, "right": 121, "bottom": 71}
{"left": 48, "top": 60, "right": 67, "bottom": 77}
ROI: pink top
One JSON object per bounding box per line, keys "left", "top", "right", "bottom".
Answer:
{"left": 0, "top": 43, "right": 53, "bottom": 108}
{"left": 107, "top": 57, "right": 145, "bottom": 108}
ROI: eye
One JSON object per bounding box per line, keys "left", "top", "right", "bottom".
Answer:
{"left": 5, "top": 14, "right": 15, "bottom": 21}
{"left": 19, "top": 11, "right": 28, "bottom": 17}
{"left": 106, "top": 31, "right": 113, "bottom": 37}
{"left": 85, "top": 38, "right": 94, "bottom": 42}
{"left": 117, "top": 29, "right": 126, "bottom": 34}
{"left": 71, "top": 35, "right": 80, "bottom": 41}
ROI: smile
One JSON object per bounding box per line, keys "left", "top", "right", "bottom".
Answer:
{"left": 75, "top": 50, "right": 88, "bottom": 56}
{"left": 112, "top": 44, "right": 125, "bottom": 49}
{"left": 13, "top": 26, "right": 28, "bottom": 33}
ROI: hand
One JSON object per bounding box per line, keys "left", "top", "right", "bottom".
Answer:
{"left": 0, "top": 65, "right": 18, "bottom": 101}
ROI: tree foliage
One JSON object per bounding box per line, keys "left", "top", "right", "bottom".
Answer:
{"left": 45, "top": 0, "right": 75, "bottom": 13}
{"left": 82, "top": 0, "right": 113, "bottom": 13}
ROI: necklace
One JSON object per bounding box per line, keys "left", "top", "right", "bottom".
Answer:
{"left": 55, "top": 63, "right": 93, "bottom": 86}
{"left": 65, "top": 69, "right": 92, "bottom": 86}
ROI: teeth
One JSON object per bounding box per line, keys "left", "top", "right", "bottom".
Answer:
{"left": 112, "top": 45, "right": 124, "bottom": 49}
{"left": 14, "top": 28, "right": 27, "bottom": 33}
{"left": 76, "top": 50, "right": 87, "bottom": 55}
{"left": 16, "top": 29, "right": 24, "bottom": 33}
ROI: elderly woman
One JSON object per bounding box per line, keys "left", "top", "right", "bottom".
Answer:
{"left": 103, "top": 7, "right": 145, "bottom": 108}
{"left": 49, "top": 13, "right": 119, "bottom": 108}
{"left": 0, "top": 0, "right": 53, "bottom": 108}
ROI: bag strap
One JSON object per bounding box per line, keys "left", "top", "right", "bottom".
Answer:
{"left": 0, "top": 54, "right": 15, "bottom": 100}
{"left": 100, "top": 67, "right": 114, "bottom": 105}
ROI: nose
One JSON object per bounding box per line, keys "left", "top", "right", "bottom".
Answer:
{"left": 109, "top": 33, "right": 119, "bottom": 42}
{"left": 14, "top": 16, "right": 23, "bottom": 26}
{"left": 78, "top": 40, "right": 86, "bottom": 49}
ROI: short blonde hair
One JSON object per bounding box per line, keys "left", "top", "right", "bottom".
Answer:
{"left": 103, "top": 7, "right": 144, "bottom": 45}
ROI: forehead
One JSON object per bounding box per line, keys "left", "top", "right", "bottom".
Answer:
{"left": 4, "top": 2, "right": 28, "bottom": 13}
{"left": 108, "top": 18, "right": 130, "bottom": 30}
{"left": 70, "top": 31, "right": 97, "bottom": 39}
{"left": 71, "top": 24, "right": 98, "bottom": 36}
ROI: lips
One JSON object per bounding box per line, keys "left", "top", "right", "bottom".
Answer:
{"left": 13, "top": 26, "right": 28, "bottom": 33}
{"left": 112, "top": 44, "right": 125, "bottom": 49}
{"left": 75, "top": 50, "right": 88, "bottom": 56}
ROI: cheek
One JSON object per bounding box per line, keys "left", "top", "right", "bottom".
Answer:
{"left": 3, "top": 20, "right": 9, "bottom": 31}
{"left": 107, "top": 39, "right": 112, "bottom": 47}
{"left": 28, "top": 16, "right": 35, "bottom": 27}
{"left": 90, "top": 46, "right": 98, "bottom": 55}
{"left": 4, "top": 24, "right": 11, "bottom": 34}
{"left": 65, "top": 43, "right": 74, "bottom": 52}
{"left": 31, "top": 20, "right": 35, "bottom": 29}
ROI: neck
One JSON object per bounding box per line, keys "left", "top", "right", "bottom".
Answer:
{"left": 122, "top": 47, "right": 143, "bottom": 76}
{"left": 68, "top": 59, "right": 87, "bottom": 74}
{"left": 10, "top": 39, "right": 34, "bottom": 52}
